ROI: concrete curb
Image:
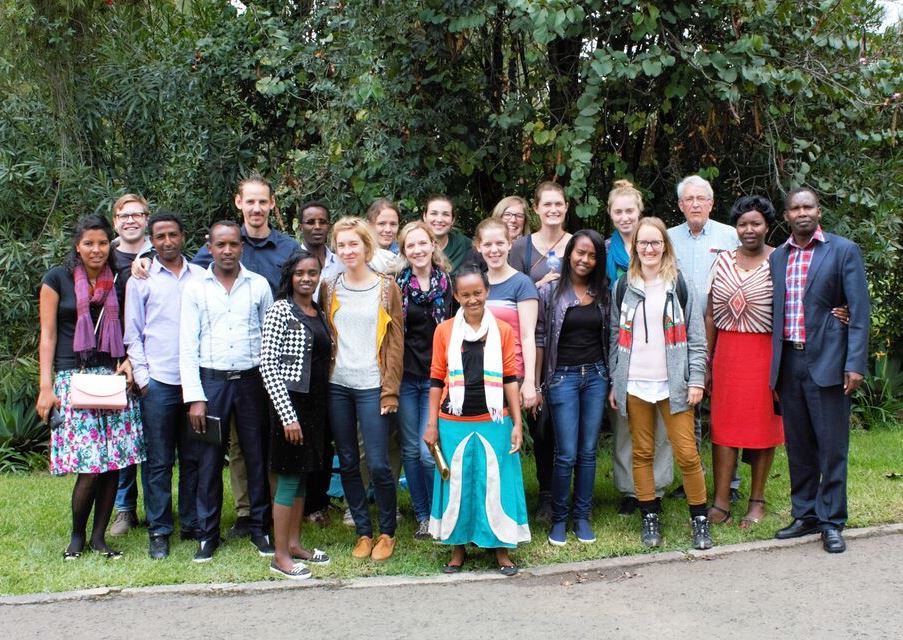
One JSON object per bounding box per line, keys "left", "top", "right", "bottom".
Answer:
{"left": 3, "top": 522, "right": 901, "bottom": 606}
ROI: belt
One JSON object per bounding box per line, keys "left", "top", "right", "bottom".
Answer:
{"left": 784, "top": 341, "right": 805, "bottom": 351}
{"left": 199, "top": 366, "right": 259, "bottom": 381}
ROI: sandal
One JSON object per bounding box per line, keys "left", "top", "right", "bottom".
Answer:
{"left": 739, "top": 499, "right": 766, "bottom": 529}
{"left": 442, "top": 550, "right": 467, "bottom": 574}
{"left": 91, "top": 544, "right": 123, "bottom": 559}
{"left": 270, "top": 561, "right": 312, "bottom": 581}
{"left": 707, "top": 504, "right": 733, "bottom": 525}
{"left": 63, "top": 550, "right": 81, "bottom": 560}
{"left": 497, "top": 563, "right": 519, "bottom": 577}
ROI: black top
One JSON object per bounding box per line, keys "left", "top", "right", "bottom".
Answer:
{"left": 436, "top": 340, "right": 517, "bottom": 416}
{"left": 42, "top": 266, "right": 114, "bottom": 371}
{"left": 556, "top": 303, "right": 604, "bottom": 366}
{"left": 403, "top": 299, "right": 438, "bottom": 378}
{"left": 302, "top": 309, "right": 332, "bottom": 385}
{"left": 112, "top": 248, "right": 136, "bottom": 319}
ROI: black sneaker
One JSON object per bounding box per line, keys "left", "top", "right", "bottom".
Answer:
{"left": 227, "top": 516, "right": 252, "bottom": 539}
{"left": 641, "top": 513, "right": 662, "bottom": 547}
{"left": 148, "top": 534, "right": 170, "bottom": 560}
{"left": 617, "top": 496, "right": 639, "bottom": 516}
{"left": 691, "top": 515, "right": 713, "bottom": 550}
{"left": 413, "top": 519, "right": 432, "bottom": 540}
{"left": 251, "top": 533, "right": 275, "bottom": 557}
{"left": 193, "top": 538, "right": 220, "bottom": 563}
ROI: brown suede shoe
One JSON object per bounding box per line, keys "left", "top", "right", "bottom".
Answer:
{"left": 370, "top": 534, "right": 396, "bottom": 562}
{"left": 351, "top": 535, "right": 373, "bottom": 559}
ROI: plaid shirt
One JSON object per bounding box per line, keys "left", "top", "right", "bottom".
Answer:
{"left": 783, "top": 226, "right": 826, "bottom": 342}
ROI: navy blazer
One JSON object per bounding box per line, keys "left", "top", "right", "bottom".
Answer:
{"left": 769, "top": 232, "right": 870, "bottom": 389}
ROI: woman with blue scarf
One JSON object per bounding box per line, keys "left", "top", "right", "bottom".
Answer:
{"left": 605, "top": 180, "right": 674, "bottom": 516}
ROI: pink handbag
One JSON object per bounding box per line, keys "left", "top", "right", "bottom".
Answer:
{"left": 69, "top": 373, "right": 128, "bottom": 410}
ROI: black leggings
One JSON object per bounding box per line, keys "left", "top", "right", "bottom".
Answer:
{"left": 68, "top": 470, "right": 119, "bottom": 552}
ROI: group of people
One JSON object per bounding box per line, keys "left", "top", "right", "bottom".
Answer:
{"left": 35, "top": 172, "right": 870, "bottom": 580}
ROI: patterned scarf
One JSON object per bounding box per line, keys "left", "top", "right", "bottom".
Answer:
{"left": 396, "top": 265, "right": 450, "bottom": 326}
{"left": 447, "top": 307, "right": 504, "bottom": 422}
{"left": 72, "top": 261, "right": 125, "bottom": 359}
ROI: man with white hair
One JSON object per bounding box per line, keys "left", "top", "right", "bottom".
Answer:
{"left": 668, "top": 175, "right": 740, "bottom": 499}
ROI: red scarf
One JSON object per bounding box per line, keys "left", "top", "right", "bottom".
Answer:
{"left": 72, "top": 261, "right": 125, "bottom": 359}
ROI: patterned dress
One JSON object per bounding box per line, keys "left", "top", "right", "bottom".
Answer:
{"left": 709, "top": 250, "right": 783, "bottom": 448}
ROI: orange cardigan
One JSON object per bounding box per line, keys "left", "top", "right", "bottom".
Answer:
{"left": 430, "top": 315, "right": 518, "bottom": 410}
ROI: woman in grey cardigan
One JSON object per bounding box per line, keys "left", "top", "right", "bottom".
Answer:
{"left": 607, "top": 217, "right": 711, "bottom": 550}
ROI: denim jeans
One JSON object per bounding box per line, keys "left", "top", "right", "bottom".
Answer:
{"left": 140, "top": 379, "right": 198, "bottom": 537}
{"left": 546, "top": 360, "right": 608, "bottom": 522}
{"left": 329, "top": 384, "right": 397, "bottom": 537}
{"left": 115, "top": 463, "right": 141, "bottom": 512}
{"left": 397, "top": 373, "right": 435, "bottom": 522}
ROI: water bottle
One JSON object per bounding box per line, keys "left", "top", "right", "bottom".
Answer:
{"left": 546, "top": 249, "right": 561, "bottom": 274}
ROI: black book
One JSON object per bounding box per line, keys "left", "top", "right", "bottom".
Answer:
{"left": 188, "top": 415, "right": 223, "bottom": 446}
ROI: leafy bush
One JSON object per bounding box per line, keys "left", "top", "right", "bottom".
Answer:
{"left": 0, "top": 400, "right": 47, "bottom": 473}
{"left": 852, "top": 355, "right": 903, "bottom": 430}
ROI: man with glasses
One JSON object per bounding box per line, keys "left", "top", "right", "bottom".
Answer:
{"left": 667, "top": 176, "right": 740, "bottom": 500}
{"left": 109, "top": 193, "right": 155, "bottom": 536}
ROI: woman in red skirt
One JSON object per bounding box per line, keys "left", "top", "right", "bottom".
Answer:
{"left": 705, "top": 196, "right": 783, "bottom": 528}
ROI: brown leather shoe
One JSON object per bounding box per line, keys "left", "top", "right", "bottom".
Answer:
{"left": 351, "top": 535, "right": 373, "bottom": 559}
{"left": 370, "top": 534, "right": 396, "bottom": 562}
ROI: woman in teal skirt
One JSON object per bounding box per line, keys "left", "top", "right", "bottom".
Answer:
{"left": 424, "top": 265, "right": 530, "bottom": 575}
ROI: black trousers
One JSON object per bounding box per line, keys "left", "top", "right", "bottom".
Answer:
{"left": 193, "top": 369, "right": 271, "bottom": 541}
{"left": 777, "top": 347, "right": 850, "bottom": 530}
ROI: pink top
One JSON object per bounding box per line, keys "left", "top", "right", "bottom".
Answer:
{"left": 627, "top": 278, "right": 668, "bottom": 382}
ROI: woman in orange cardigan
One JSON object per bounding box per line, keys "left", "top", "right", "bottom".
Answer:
{"left": 424, "top": 265, "right": 530, "bottom": 576}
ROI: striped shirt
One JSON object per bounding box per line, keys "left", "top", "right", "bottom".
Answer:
{"left": 709, "top": 250, "right": 773, "bottom": 333}
{"left": 783, "top": 226, "right": 826, "bottom": 342}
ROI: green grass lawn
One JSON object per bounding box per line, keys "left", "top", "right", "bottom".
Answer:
{"left": 1, "top": 428, "right": 901, "bottom": 596}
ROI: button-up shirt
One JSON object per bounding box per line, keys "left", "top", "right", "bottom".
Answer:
{"left": 179, "top": 264, "right": 273, "bottom": 403}
{"left": 192, "top": 226, "right": 299, "bottom": 296}
{"left": 123, "top": 257, "right": 206, "bottom": 389}
{"left": 301, "top": 243, "right": 340, "bottom": 296}
{"left": 667, "top": 218, "right": 740, "bottom": 310}
{"left": 783, "top": 226, "right": 826, "bottom": 342}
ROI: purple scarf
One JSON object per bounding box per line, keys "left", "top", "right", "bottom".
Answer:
{"left": 72, "top": 261, "right": 125, "bottom": 359}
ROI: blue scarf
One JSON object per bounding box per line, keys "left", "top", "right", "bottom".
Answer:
{"left": 606, "top": 232, "right": 630, "bottom": 290}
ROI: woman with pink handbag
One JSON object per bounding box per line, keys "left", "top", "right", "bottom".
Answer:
{"left": 36, "top": 214, "right": 145, "bottom": 560}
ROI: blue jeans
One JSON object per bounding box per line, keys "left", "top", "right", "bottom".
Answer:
{"left": 115, "top": 464, "right": 141, "bottom": 512}
{"left": 329, "top": 384, "right": 397, "bottom": 537}
{"left": 547, "top": 360, "right": 608, "bottom": 522}
{"left": 140, "top": 379, "right": 198, "bottom": 537}
{"left": 397, "top": 373, "right": 435, "bottom": 522}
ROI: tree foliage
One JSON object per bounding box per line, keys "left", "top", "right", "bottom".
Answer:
{"left": 0, "top": 0, "right": 901, "bottom": 418}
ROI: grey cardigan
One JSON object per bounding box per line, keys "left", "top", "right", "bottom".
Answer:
{"left": 607, "top": 273, "right": 706, "bottom": 416}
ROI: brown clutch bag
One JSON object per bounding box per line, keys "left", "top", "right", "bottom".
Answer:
{"left": 428, "top": 442, "right": 451, "bottom": 480}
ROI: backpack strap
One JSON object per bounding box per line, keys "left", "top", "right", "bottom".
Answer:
{"left": 675, "top": 271, "right": 688, "bottom": 312}
{"left": 615, "top": 275, "right": 627, "bottom": 309}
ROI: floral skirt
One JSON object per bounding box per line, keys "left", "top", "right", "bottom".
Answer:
{"left": 50, "top": 367, "right": 146, "bottom": 475}
{"left": 428, "top": 413, "right": 531, "bottom": 549}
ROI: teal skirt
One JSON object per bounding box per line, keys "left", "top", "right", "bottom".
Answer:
{"left": 428, "top": 413, "right": 531, "bottom": 548}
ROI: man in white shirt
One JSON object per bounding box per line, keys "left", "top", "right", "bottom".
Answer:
{"left": 179, "top": 221, "right": 274, "bottom": 563}
{"left": 668, "top": 175, "right": 742, "bottom": 499}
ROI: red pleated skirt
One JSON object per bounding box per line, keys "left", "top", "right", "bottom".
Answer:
{"left": 711, "top": 330, "right": 783, "bottom": 448}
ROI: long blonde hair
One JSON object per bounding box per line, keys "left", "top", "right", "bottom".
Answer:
{"left": 627, "top": 217, "right": 679, "bottom": 285}
{"left": 397, "top": 220, "right": 452, "bottom": 272}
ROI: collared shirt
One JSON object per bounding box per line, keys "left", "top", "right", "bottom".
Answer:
{"left": 667, "top": 218, "right": 740, "bottom": 310}
{"left": 192, "top": 226, "right": 299, "bottom": 296}
{"left": 124, "top": 257, "right": 206, "bottom": 388}
{"left": 179, "top": 264, "right": 274, "bottom": 403}
{"left": 783, "top": 226, "right": 826, "bottom": 342}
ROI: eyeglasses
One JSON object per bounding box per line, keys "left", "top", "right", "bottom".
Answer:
{"left": 501, "top": 211, "right": 525, "bottom": 220}
{"left": 679, "top": 196, "right": 712, "bottom": 205}
{"left": 115, "top": 212, "right": 147, "bottom": 221}
{"left": 637, "top": 240, "right": 664, "bottom": 250}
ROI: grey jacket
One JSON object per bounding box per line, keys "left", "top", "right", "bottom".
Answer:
{"left": 608, "top": 273, "right": 706, "bottom": 416}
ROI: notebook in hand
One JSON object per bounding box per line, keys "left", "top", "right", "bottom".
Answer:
{"left": 189, "top": 415, "right": 223, "bottom": 446}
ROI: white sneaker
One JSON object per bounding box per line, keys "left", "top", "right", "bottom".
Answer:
{"left": 343, "top": 507, "right": 354, "bottom": 526}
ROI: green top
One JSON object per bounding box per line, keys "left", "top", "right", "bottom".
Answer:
{"left": 442, "top": 229, "right": 473, "bottom": 272}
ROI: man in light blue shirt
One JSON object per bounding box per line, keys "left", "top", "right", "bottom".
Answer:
{"left": 668, "top": 175, "right": 741, "bottom": 498}
{"left": 124, "top": 212, "right": 206, "bottom": 559}
{"left": 179, "top": 221, "right": 274, "bottom": 563}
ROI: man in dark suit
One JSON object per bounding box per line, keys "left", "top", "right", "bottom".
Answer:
{"left": 769, "top": 188, "right": 870, "bottom": 553}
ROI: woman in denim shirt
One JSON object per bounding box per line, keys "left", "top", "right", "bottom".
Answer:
{"left": 535, "top": 230, "right": 610, "bottom": 545}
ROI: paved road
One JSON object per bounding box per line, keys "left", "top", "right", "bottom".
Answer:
{"left": 4, "top": 533, "right": 901, "bottom": 640}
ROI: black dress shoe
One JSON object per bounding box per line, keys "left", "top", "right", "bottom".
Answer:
{"left": 774, "top": 518, "right": 819, "bottom": 539}
{"left": 821, "top": 528, "right": 846, "bottom": 553}
{"left": 149, "top": 534, "right": 170, "bottom": 560}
